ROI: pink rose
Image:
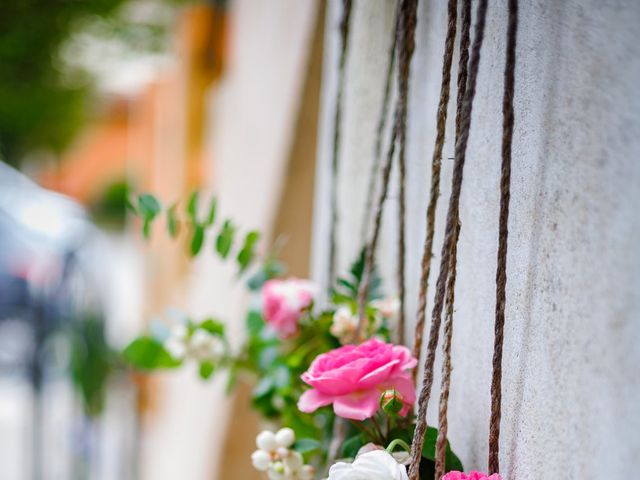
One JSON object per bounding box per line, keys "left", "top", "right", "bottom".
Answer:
{"left": 297, "top": 338, "right": 417, "bottom": 420}
{"left": 262, "top": 278, "right": 316, "bottom": 338}
{"left": 442, "top": 472, "right": 502, "bottom": 480}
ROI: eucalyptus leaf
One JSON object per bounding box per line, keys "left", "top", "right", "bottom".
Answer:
{"left": 237, "top": 230, "right": 260, "bottom": 272}
{"left": 122, "top": 337, "right": 181, "bottom": 370}
{"left": 167, "top": 203, "right": 179, "bottom": 238}
{"left": 294, "top": 438, "right": 321, "bottom": 454}
{"left": 138, "top": 193, "right": 161, "bottom": 219}
{"left": 199, "top": 318, "right": 225, "bottom": 336}
{"left": 215, "top": 220, "right": 235, "bottom": 258}
{"left": 205, "top": 196, "right": 217, "bottom": 226}
{"left": 187, "top": 190, "right": 199, "bottom": 222}
{"left": 190, "top": 225, "right": 205, "bottom": 256}
{"left": 199, "top": 361, "right": 215, "bottom": 379}
{"left": 142, "top": 218, "right": 152, "bottom": 239}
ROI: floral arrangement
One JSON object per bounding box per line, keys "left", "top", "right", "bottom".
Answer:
{"left": 122, "top": 192, "right": 495, "bottom": 480}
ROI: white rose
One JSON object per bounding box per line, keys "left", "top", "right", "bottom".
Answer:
{"left": 189, "top": 329, "right": 224, "bottom": 362}
{"left": 328, "top": 450, "right": 408, "bottom": 480}
{"left": 330, "top": 306, "right": 358, "bottom": 343}
{"left": 371, "top": 297, "right": 400, "bottom": 322}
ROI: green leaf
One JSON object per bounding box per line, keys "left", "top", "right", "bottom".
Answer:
{"left": 187, "top": 190, "right": 199, "bottom": 222}
{"left": 190, "top": 225, "right": 205, "bottom": 256}
{"left": 126, "top": 196, "right": 137, "bottom": 215}
{"left": 199, "top": 318, "right": 225, "bottom": 336}
{"left": 388, "top": 425, "right": 464, "bottom": 478}
{"left": 237, "top": 230, "right": 260, "bottom": 272}
{"left": 421, "top": 426, "right": 464, "bottom": 474}
{"left": 340, "top": 433, "right": 366, "bottom": 459}
{"left": 122, "top": 337, "right": 181, "bottom": 370}
{"left": 246, "top": 311, "right": 265, "bottom": 336}
{"left": 138, "top": 193, "right": 161, "bottom": 219}
{"left": 294, "top": 438, "right": 321, "bottom": 454}
{"left": 199, "top": 361, "right": 215, "bottom": 379}
{"left": 215, "top": 219, "right": 236, "bottom": 258}
{"left": 253, "top": 376, "right": 275, "bottom": 398}
{"left": 205, "top": 196, "right": 217, "bottom": 226}
{"left": 167, "top": 203, "right": 179, "bottom": 238}
{"left": 142, "top": 218, "right": 152, "bottom": 239}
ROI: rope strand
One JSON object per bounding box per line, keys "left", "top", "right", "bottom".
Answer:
{"left": 412, "top": 0, "right": 459, "bottom": 376}
{"left": 327, "top": 0, "right": 353, "bottom": 288}
{"left": 434, "top": 220, "right": 460, "bottom": 480}
{"left": 355, "top": 0, "right": 418, "bottom": 339}
{"left": 408, "top": 1, "right": 488, "bottom": 478}
{"left": 434, "top": 2, "right": 471, "bottom": 475}
{"left": 488, "top": 0, "right": 518, "bottom": 473}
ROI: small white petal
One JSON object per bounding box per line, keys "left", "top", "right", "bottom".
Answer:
{"left": 300, "top": 465, "right": 315, "bottom": 480}
{"left": 283, "top": 451, "right": 303, "bottom": 471}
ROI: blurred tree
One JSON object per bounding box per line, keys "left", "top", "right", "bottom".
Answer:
{"left": 0, "top": 0, "right": 189, "bottom": 167}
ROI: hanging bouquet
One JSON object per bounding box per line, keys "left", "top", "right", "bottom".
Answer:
{"left": 124, "top": 0, "right": 519, "bottom": 475}
{"left": 122, "top": 192, "right": 466, "bottom": 480}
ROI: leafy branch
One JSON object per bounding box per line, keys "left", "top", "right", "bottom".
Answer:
{"left": 128, "top": 191, "right": 261, "bottom": 273}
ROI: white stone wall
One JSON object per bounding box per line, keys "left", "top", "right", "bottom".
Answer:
{"left": 312, "top": 1, "right": 640, "bottom": 477}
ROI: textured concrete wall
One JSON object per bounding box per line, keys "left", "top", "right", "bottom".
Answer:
{"left": 312, "top": 1, "right": 640, "bottom": 478}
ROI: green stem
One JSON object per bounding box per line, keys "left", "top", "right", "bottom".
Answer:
{"left": 386, "top": 438, "right": 411, "bottom": 454}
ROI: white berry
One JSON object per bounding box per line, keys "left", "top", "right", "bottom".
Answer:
{"left": 256, "top": 430, "right": 278, "bottom": 451}
{"left": 275, "top": 427, "right": 295, "bottom": 448}
{"left": 251, "top": 450, "right": 271, "bottom": 471}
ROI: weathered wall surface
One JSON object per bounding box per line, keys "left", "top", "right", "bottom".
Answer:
{"left": 312, "top": 1, "right": 640, "bottom": 477}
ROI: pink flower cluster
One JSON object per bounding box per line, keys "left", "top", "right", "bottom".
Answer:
{"left": 262, "top": 278, "right": 316, "bottom": 338}
{"left": 298, "top": 338, "right": 417, "bottom": 421}
{"left": 442, "top": 472, "right": 502, "bottom": 480}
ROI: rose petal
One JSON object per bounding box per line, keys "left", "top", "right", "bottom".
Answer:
{"left": 297, "top": 389, "right": 334, "bottom": 413}
{"left": 333, "top": 390, "right": 381, "bottom": 420}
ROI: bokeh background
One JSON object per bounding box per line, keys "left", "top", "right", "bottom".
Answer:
{"left": 0, "top": 1, "right": 322, "bottom": 479}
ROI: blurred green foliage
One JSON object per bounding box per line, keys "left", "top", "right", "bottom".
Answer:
{"left": 0, "top": 0, "right": 125, "bottom": 164}
{"left": 0, "top": 0, "right": 189, "bottom": 166}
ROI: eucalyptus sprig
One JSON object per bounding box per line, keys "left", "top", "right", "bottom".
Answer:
{"left": 128, "top": 191, "right": 260, "bottom": 273}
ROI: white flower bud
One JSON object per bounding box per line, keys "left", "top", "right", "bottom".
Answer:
{"left": 256, "top": 430, "right": 278, "bottom": 451}
{"left": 283, "top": 450, "right": 303, "bottom": 471}
{"left": 276, "top": 447, "right": 290, "bottom": 459}
{"left": 164, "top": 337, "right": 186, "bottom": 360}
{"left": 271, "top": 461, "right": 285, "bottom": 474}
{"left": 251, "top": 450, "right": 271, "bottom": 471}
{"left": 170, "top": 324, "right": 188, "bottom": 340}
{"left": 300, "top": 465, "right": 315, "bottom": 480}
{"left": 275, "top": 427, "right": 295, "bottom": 448}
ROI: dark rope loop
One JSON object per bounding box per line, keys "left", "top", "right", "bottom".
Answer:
{"left": 408, "top": 0, "right": 488, "bottom": 478}
{"left": 361, "top": 2, "right": 400, "bottom": 243}
{"left": 434, "top": 220, "right": 460, "bottom": 480}
{"left": 412, "top": 0, "right": 460, "bottom": 375}
{"left": 488, "top": 0, "right": 518, "bottom": 474}
{"left": 355, "top": 0, "right": 418, "bottom": 339}
{"left": 327, "top": 0, "right": 353, "bottom": 288}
